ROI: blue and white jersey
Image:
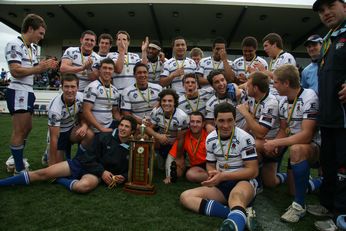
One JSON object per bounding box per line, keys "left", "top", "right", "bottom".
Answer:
{"left": 160, "top": 57, "right": 196, "bottom": 94}
{"left": 61, "top": 47, "right": 101, "bottom": 92}
{"left": 107, "top": 52, "right": 141, "bottom": 92}
{"left": 83, "top": 79, "right": 120, "bottom": 132}
{"left": 150, "top": 107, "right": 189, "bottom": 144}
{"left": 178, "top": 88, "right": 214, "bottom": 116}
{"left": 48, "top": 92, "right": 84, "bottom": 133}
{"left": 248, "top": 93, "right": 279, "bottom": 139}
{"left": 5, "top": 36, "right": 39, "bottom": 92}
{"left": 206, "top": 128, "right": 257, "bottom": 172}
{"left": 196, "top": 56, "right": 233, "bottom": 89}
{"left": 278, "top": 88, "right": 320, "bottom": 144}
{"left": 146, "top": 58, "right": 165, "bottom": 84}
{"left": 232, "top": 56, "right": 268, "bottom": 79}
{"left": 121, "top": 83, "right": 162, "bottom": 118}
{"left": 205, "top": 88, "right": 248, "bottom": 129}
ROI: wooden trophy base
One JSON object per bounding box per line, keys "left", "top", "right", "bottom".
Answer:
{"left": 124, "top": 182, "right": 156, "bottom": 195}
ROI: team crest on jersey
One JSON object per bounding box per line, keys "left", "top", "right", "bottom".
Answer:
{"left": 267, "top": 108, "right": 273, "bottom": 114}
{"left": 19, "top": 96, "right": 24, "bottom": 103}
{"left": 231, "top": 143, "right": 236, "bottom": 149}
{"left": 296, "top": 103, "right": 301, "bottom": 112}
{"left": 50, "top": 114, "right": 58, "bottom": 125}
{"left": 74, "top": 54, "right": 78, "bottom": 60}
{"left": 336, "top": 42, "right": 344, "bottom": 50}
{"left": 238, "top": 62, "right": 243, "bottom": 66}
{"left": 99, "top": 88, "right": 104, "bottom": 94}
{"left": 62, "top": 111, "right": 67, "bottom": 117}
{"left": 207, "top": 61, "right": 211, "bottom": 65}
{"left": 212, "top": 143, "right": 217, "bottom": 150}
{"left": 133, "top": 93, "right": 138, "bottom": 99}
{"left": 151, "top": 90, "right": 154, "bottom": 95}
{"left": 185, "top": 104, "right": 190, "bottom": 109}
{"left": 10, "top": 45, "right": 17, "bottom": 58}
{"left": 86, "top": 88, "right": 92, "bottom": 98}
{"left": 173, "top": 62, "right": 177, "bottom": 67}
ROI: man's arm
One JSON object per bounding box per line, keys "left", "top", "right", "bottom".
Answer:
{"left": 9, "top": 60, "right": 57, "bottom": 78}
{"left": 159, "top": 68, "right": 184, "bottom": 87}
{"left": 48, "top": 126, "right": 61, "bottom": 166}
{"left": 220, "top": 50, "right": 235, "bottom": 83}
{"left": 83, "top": 102, "right": 112, "bottom": 133}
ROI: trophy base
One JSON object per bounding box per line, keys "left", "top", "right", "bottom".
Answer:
{"left": 124, "top": 182, "right": 156, "bottom": 195}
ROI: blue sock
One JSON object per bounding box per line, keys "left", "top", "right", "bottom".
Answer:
{"left": 276, "top": 172, "right": 288, "bottom": 184}
{"left": 292, "top": 160, "right": 310, "bottom": 207}
{"left": 199, "top": 199, "right": 230, "bottom": 218}
{"left": 0, "top": 171, "right": 30, "bottom": 186}
{"left": 10, "top": 144, "right": 25, "bottom": 171}
{"left": 337, "top": 215, "right": 346, "bottom": 229}
{"left": 307, "top": 177, "right": 323, "bottom": 193}
{"left": 55, "top": 177, "right": 78, "bottom": 191}
{"left": 226, "top": 206, "right": 247, "bottom": 231}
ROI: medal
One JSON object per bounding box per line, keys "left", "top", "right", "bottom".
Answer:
{"left": 82, "top": 71, "right": 87, "bottom": 76}
{"left": 285, "top": 128, "right": 291, "bottom": 136}
{"left": 224, "top": 163, "right": 229, "bottom": 169}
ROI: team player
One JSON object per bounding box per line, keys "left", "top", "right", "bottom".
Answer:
{"left": 107, "top": 30, "right": 141, "bottom": 92}
{"left": 141, "top": 40, "right": 165, "bottom": 84}
{"left": 0, "top": 116, "right": 137, "bottom": 193}
{"left": 5, "top": 14, "right": 58, "bottom": 173}
{"left": 180, "top": 103, "right": 258, "bottom": 231}
{"left": 160, "top": 36, "right": 196, "bottom": 94}
{"left": 190, "top": 47, "right": 204, "bottom": 67}
{"left": 97, "top": 33, "right": 113, "bottom": 58}
{"left": 164, "top": 111, "right": 209, "bottom": 184}
{"left": 264, "top": 64, "right": 320, "bottom": 223}
{"left": 83, "top": 58, "right": 121, "bottom": 133}
{"left": 196, "top": 37, "right": 235, "bottom": 88}
{"left": 60, "top": 30, "right": 101, "bottom": 92}
{"left": 47, "top": 74, "right": 94, "bottom": 165}
{"left": 232, "top": 36, "right": 268, "bottom": 84}
{"left": 145, "top": 89, "right": 189, "bottom": 168}
{"left": 205, "top": 70, "right": 247, "bottom": 132}
{"left": 121, "top": 62, "right": 162, "bottom": 124}
{"left": 178, "top": 73, "right": 214, "bottom": 117}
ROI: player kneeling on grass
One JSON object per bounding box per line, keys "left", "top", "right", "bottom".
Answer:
{"left": 0, "top": 116, "right": 137, "bottom": 193}
{"left": 164, "top": 111, "right": 209, "bottom": 184}
{"left": 180, "top": 103, "right": 259, "bottom": 231}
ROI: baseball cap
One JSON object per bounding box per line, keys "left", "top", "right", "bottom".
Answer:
{"left": 313, "top": 0, "right": 345, "bottom": 11}
{"left": 304, "top": 35, "right": 323, "bottom": 46}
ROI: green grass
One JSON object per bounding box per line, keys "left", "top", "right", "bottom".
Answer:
{"left": 0, "top": 114, "right": 320, "bottom": 231}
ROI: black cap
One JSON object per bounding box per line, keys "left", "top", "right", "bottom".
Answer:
{"left": 313, "top": 0, "right": 345, "bottom": 11}
{"left": 304, "top": 34, "right": 323, "bottom": 46}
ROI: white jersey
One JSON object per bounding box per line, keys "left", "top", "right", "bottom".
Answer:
{"left": 206, "top": 128, "right": 257, "bottom": 172}
{"left": 48, "top": 92, "right": 84, "bottom": 133}
{"left": 107, "top": 52, "right": 141, "bottom": 92}
{"left": 146, "top": 58, "right": 164, "bottom": 84}
{"left": 83, "top": 79, "right": 120, "bottom": 132}
{"left": 205, "top": 89, "right": 248, "bottom": 129}
{"left": 61, "top": 47, "right": 101, "bottom": 92}
{"left": 178, "top": 88, "right": 214, "bottom": 116}
{"left": 150, "top": 107, "right": 189, "bottom": 144}
{"left": 278, "top": 88, "right": 320, "bottom": 144}
{"left": 232, "top": 56, "right": 268, "bottom": 78}
{"left": 196, "top": 56, "right": 233, "bottom": 89}
{"left": 248, "top": 93, "right": 279, "bottom": 139}
{"left": 160, "top": 57, "right": 196, "bottom": 94}
{"left": 121, "top": 83, "right": 162, "bottom": 118}
{"left": 5, "top": 36, "right": 39, "bottom": 92}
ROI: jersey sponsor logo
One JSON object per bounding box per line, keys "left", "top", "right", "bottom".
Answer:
{"left": 262, "top": 116, "right": 272, "bottom": 123}
{"left": 10, "top": 45, "right": 17, "bottom": 58}
{"left": 245, "top": 147, "right": 256, "bottom": 156}
{"left": 267, "top": 108, "right": 273, "bottom": 114}
{"left": 336, "top": 42, "right": 344, "bottom": 50}
{"left": 246, "top": 138, "right": 252, "bottom": 145}
{"left": 49, "top": 114, "right": 58, "bottom": 125}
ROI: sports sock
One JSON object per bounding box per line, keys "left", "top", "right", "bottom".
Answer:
{"left": 199, "top": 199, "right": 229, "bottom": 218}
{"left": 307, "top": 177, "right": 323, "bottom": 193}
{"left": 55, "top": 177, "right": 78, "bottom": 191}
{"left": 0, "top": 171, "right": 30, "bottom": 186}
{"left": 276, "top": 172, "right": 288, "bottom": 184}
{"left": 226, "top": 206, "right": 247, "bottom": 231}
{"left": 10, "top": 144, "right": 25, "bottom": 171}
{"left": 292, "top": 160, "right": 310, "bottom": 207}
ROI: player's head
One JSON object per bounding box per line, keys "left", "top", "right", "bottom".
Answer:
{"left": 190, "top": 47, "right": 204, "bottom": 65}
{"left": 116, "top": 30, "right": 130, "bottom": 49}
{"left": 247, "top": 72, "right": 269, "bottom": 97}
{"left": 61, "top": 74, "right": 78, "bottom": 101}
{"left": 133, "top": 62, "right": 149, "bottom": 87}
{"left": 119, "top": 116, "right": 137, "bottom": 139}
{"left": 207, "top": 70, "right": 227, "bottom": 95}
{"left": 147, "top": 40, "right": 161, "bottom": 60}
{"left": 304, "top": 34, "right": 323, "bottom": 60}
{"left": 214, "top": 103, "right": 236, "bottom": 138}
{"left": 241, "top": 36, "right": 258, "bottom": 61}
{"left": 98, "top": 33, "right": 113, "bottom": 55}
{"left": 273, "top": 64, "right": 300, "bottom": 95}
{"left": 159, "top": 89, "right": 179, "bottom": 111}
{"left": 21, "top": 14, "right": 47, "bottom": 44}
{"left": 314, "top": 0, "right": 346, "bottom": 29}
{"left": 212, "top": 37, "right": 227, "bottom": 60}
{"left": 172, "top": 36, "right": 187, "bottom": 57}
{"left": 80, "top": 30, "right": 97, "bottom": 52}
{"left": 99, "top": 58, "right": 115, "bottom": 83}
{"left": 262, "top": 33, "right": 283, "bottom": 58}
{"left": 182, "top": 73, "right": 198, "bottom": 94}
{"left": 189, "top": 111, "right": 205, "bottom": 134}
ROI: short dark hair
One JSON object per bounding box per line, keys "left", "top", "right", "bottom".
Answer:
{"left": 241, "top": 36, "right": 258, "bottom": 49}
{"left": 249, "top": 72, "right": 269, "bottom": 93}
{"left": 120, "top": 115, "right": 137, "bottom": 132}
{"left": 21, "top": 14, "right": 47, "bottom": 33}
{"left": 214, "top": 102, "right": 236, "bottom": 120}
{"left": 262, "top": 33, "right": 283, "bottom": 49}
{"left": 190, "top": 111, "right": 205, "bottom": 121}
{"left": 212, "top": 37, "right": 227, "bottom": 48}
{"left": 172, "top": 36, "right": 186, "bottom": 47}
{"left": 100, "top": 58, "right": 115, "bottom": 68}
{"left": 116, "top": 30, "right": 130, "bottom": 41}
{"left": 207, "top": 69, "right": 224, "bottom": 85}
{"left": 61, "top": 74, "right": 78, "bottom": 86}
{"left": 182, "top": 73, "right": 197, "bottom": 84}
{"left": 98, "top": 33, "right": 113, "bottom": 44}
{"left": 158, "top": 89, "right": 179, "bottom": 108}
{"left": 81, "top": 30, "right": 97, "bottom": 40}
{"left": 133, "top": 62, "right": 148, "bottom": 74}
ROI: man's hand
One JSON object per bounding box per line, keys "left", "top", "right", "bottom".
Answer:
{"left": 201, "top": 170, "right": 222, "bottom": 187}
{"left": 253, "top": 62, "right": 266, "bottom": 72}
{"left": 74, "top": 124, "right": 88, "bottom": 138}
{"left": 219, "top": 49, "right": 228, "bottom": 61}
{"left": 237, "top": 103, "right": 250, "bottom": 116}
{"left": 263, "top": 139, "right": 279, "bottom": 157}
{"left": 141, "top": 36, "right": 149, "bottom": 52}
{"left": 338, "top": 83, "right": 346, "bottom": 103}
{"left": 157, "top": 134, "right": 169, "bottom": 145}
{"left": 163, "top": 176, "right": 172, "bottom": 184}
{"left": 172, "top": 68, "right": 184, "bottom": 78}
{"left": 237, "top": 73, "right": 247, "bottom": 84}
{"left": 37, "top": 58, "right": 58, "bottom": 72}
{"left": 118, "top": 40, "right": 127, "bottom": 54}
{"left": 83, "top": 56, "right": 93, "bottom": 71}
{"left": 102, "top": 170, "right": 114, "bottom": 185}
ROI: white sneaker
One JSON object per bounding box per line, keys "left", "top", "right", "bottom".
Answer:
{"left": 281, "top": 201, "right": 306, "bottom": 223}
{"left": 307, "top": 204, "right": 333, "bottom": 217}
{"left": 5, "top": 155, "right": 30, "bottom": 172}
{"left": 246, "top": 207, "right": 257, "bottom": 231}
{"left": 314, "top": 219, "right": 338, "bottom": 231}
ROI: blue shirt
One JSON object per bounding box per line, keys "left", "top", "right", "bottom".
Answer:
{"left": 301, "top": 62, "right": 319, "bottom": 94}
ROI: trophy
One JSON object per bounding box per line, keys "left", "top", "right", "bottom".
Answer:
{"left": 124, "top": 120, "right": 155, "bottom": 195}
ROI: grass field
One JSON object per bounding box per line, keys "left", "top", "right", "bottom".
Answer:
{"left": 0, "top": 114, "right": 321, "bottom": 231}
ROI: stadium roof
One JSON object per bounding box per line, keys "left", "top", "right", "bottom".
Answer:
{"left": 0, "top": 0, "right": 326, "bottom": 55}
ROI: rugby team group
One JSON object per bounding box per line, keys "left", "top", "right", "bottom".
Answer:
{"left": 1, "top": 0, "right": 346, "bottom": 230}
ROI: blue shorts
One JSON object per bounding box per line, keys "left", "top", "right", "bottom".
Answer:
{"left": 6, "top": 88, "right": 35, "bottom": 115}
{"left": 216, "top": 179, "right": 259, "bottom": 200}
{"left": 67, "top": 158, "right": 86, "bottom": 180}
{"left": 57, "top": 128, "right": 73, "bottom": 158}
